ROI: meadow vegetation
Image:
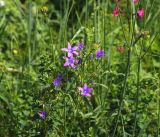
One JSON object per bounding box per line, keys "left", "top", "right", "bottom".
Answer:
{"left": 0, "top": 0, "right": 160, "bottom": 136}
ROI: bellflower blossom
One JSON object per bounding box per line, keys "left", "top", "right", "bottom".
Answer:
{"left": 38, "top": 111, "right": 46, "bottom": 119}
{"left": 53, "top": 74, "right": 63, "bottom": 87}
{"left": 77, "top": 58, "right": 82, "bottom": 64}
{"left": 96, "top": 49, "right": 105, "bottom": 59}
{"left": 78, "top": 83, "right": 93, "bottom": 97}
{"left": 77, "top": 42, "right": 84, "bottom": 50}
{"left": 64, "top": 57, "right": 77, "bottom": 69}
{"left": 61, "top": 42, "right": 79, "bottom": 57}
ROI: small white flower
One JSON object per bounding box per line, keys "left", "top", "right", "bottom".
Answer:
{"left": 0, "top": 0, "right": 5, "bottom": 7}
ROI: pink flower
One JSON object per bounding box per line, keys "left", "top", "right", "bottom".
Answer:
{"left": 133, "top": 0, "right": 138, "bottom": 4}
{"left": 117, "top": 46, "right": 125, "bottom": 53}
{"left": 137, "top": 8, "right": 144, "bottom": 18}
{"left": 113, "top": 7, "right": 119, "bottom": 17}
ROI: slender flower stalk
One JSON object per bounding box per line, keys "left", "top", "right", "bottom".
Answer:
{"left": 112, "top": 49, "right": 132, "bottom": 137}
{"left": 132, "top": 58, "right": 141, "bottom": 136}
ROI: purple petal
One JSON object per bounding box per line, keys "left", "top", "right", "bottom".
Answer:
{"left": 68, "top": 42, "right": 71, "bottom": 49}
{"left": 38, "top": 111, "right": 46, "bottom": 119}
{"left": 81, "top": 92, "right": 91, "bottom": 97}
{"left": 77, "top": 42, "right": 84, "bottom": 50}
{"left": 73, "top": 51, "right": 79, "bottom": 56}
{"left": 72, "top": 46, "right": 78, "bottom": 50}
{"left": 88, "top": 88, "right": 93, "bottom": 93}
{"left": 96, "top": 49, "right": 105, "bottom": 59}
{"left": 78, "top": 87, "right": 83, "bottom": 92}
{"left": 57, "top": 74, "right": 63, "bottom": 80}
{"left": 61, "top": 48, "right": 68, "bottom": 52}
{"left": 53, "top": 79, "right": 61, "bottom": 87}
{"left": 71, "top": 63, "right": 76, "bottom": 69}
{"left": 77, "top": 59, "right": 82, "bottom": 64}
{"left": 68, "top": 52, "right": 73, "bottom": 57}
{"left": 85, "top": 93, "right": 91, "bottom": 97}
{"left": 65, "top": 57, "right": 69, "bottom": 62}
{"left": 84, "top": 83, "right": 88, "bottom": 89}
{"left": 64, "top": 62, "right": 69, "bottom": 67}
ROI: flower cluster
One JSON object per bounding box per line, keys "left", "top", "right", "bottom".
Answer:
{"left": 52, "top": 41, "right": 105, "bottom": 97}
{"left": 113, "top": 0, "right": 144, "bottom": 19}
{"left": 61, "top": 42, "right": 83, "bottom": 69}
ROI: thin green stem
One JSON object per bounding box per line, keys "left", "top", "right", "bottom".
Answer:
{"left": 132, "top": 58, "right": 141, "bottom": 137}
{"left": 157, "top": 78, "right": 160, "bottom": 136}
{"left": 112, "top": 49, "right": 131, "bottom": 137}
{"left": 140, "top": 32, "right": 159, "bottom": 59}
{"left": 64, "top": 95, "right": 66, "bottom": 137}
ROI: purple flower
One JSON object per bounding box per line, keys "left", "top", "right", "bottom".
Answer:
{"left": 53, "top": 74, "right": 63, "bottom": 87}
{"left": 78, "top": 83, "right": 93, "bottom": 97}
{"left": 77, "top": 58, "right": 82, "bottom": 64}
{"left": 96, "top": 49, "right": 105, "bottom": 59}
{"left": 64, "top": 57, "right": 77, "bottom": 69}
{"left": 61, "top": 42, "right": 79, "bottom": 57}
{"left": 77, "top": 42, "right": 84, "bottom": 50}
{"left": 38, "top": 111, "right": 46, "bottom": 119}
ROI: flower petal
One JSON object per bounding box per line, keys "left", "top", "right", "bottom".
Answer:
{"left": 84, "top": 83, "right": 88, "bottom": 89}
{"left": 68, "top": 42, "right": 71, "bottom": 49}
{"left": 61, "top": 48, "right": 68, "bottom": 52}
{"left": 72, "top": 46, "right": 78, "bottom": 50}
{"left": 81, "top": 92, "right": 91, "bottom": 97}
{"left": 64, "top": 62, "right": 69, "bottom": 67}
{"left": 85, "top": 93, "right": 91, "bottom": 97}
{"left": 88, "top": 88, "right": 93, "bottom": 93}
{"left": 78, "top": 87, "right": 83, "bottom": 92}
{"left": 73, "top": 51, "right": 79, "bottom": 56}
{"left": 68, "top": 52, "right": 73, "bottom": 57}
{"left": 71, "top": 64, "right": 76, "bottom": 69}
